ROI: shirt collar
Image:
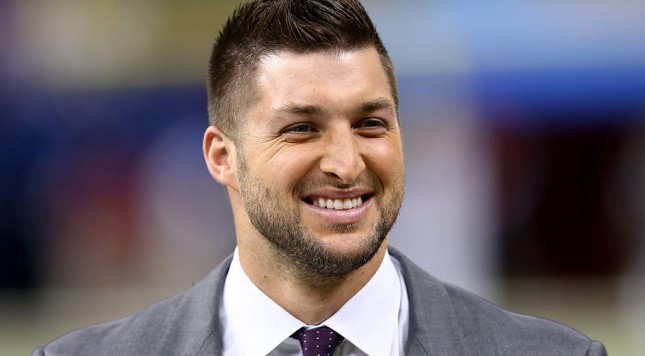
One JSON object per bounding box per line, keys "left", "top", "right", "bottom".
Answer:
{"left": 324, "top": 249, "right": 402, "bottom": 355}
{"left": 222, "top": 247, "right": 402, "bottom": 356}
{"left": 222, "top": 249, "right": 303, "bottom": 356}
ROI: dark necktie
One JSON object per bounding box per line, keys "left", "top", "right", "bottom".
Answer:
{"left": 292, "top": 326, "right": 345, "bottom": 356}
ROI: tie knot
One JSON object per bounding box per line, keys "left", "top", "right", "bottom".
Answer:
{"left": 292, "top": 326, "right": 344, "bottom": 356}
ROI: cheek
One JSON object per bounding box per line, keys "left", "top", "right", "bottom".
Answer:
{"left": 257, "top": 148, "right": 318, "bottom": 189}
{"left": 362, "top": 140, "right": 405, "bottom": 183}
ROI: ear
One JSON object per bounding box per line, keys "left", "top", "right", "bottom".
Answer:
{"left": 203, "top": 126, "right": 240, "bottom": 191}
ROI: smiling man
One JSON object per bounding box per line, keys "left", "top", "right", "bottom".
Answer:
{"left": 211, "top": 48, "right": 403, "bottom": 281}
{"left": 35, "top": 1, "right": 607, "bottom": 355}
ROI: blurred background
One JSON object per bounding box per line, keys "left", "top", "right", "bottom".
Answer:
{"left": 1, "top": 0, "right": 644, "bottom": 354}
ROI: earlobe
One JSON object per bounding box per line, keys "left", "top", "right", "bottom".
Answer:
{"left": 203, "top": 126, "right": 239, "bottom": 191}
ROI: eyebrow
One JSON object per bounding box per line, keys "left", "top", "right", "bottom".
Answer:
{"left": 270, "top": 97, "right": 395, "bottom": 122}
{"left": 352, "top": 97, "right": 396, "bottom": 117}
{"left": 272, "top": 103, "right": 326, "bottom": 119}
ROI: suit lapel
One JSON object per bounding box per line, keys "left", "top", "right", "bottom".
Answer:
{"left": 196, "top": 256, "right": 232, "bottom": 355}
{"left": 159, "top": 255, "right": 232, "bottom": 355}
{"left": 389, "top": 247, "right": 467, "bottom": 356}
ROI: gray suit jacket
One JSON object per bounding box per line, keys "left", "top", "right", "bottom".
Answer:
{"left": 34, "top": 248, "right": 607, "bottom": 355}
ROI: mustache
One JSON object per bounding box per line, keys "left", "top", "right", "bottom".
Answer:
{"left": 294, "top": 174, "right": 384, "bottom": 195}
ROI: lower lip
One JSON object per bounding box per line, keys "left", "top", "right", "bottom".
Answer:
{"left": 303, "top": 197, "right": 372, "bottom": 224}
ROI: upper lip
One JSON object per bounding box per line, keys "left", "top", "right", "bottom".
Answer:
{"left": 302, "top": 188, "right": 372, "bottom": 200}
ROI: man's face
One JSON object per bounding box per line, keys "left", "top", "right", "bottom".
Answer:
{"left": 234, "top": 47, "right": 404, "bottom": 277}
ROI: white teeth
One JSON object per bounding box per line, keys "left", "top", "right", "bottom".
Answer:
{"left": 312, "top": 196, "right": 364, "bottom": 210}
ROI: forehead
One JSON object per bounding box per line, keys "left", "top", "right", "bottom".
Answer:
{"left": 251, "top": 47, "right": 394, "bottom": 118}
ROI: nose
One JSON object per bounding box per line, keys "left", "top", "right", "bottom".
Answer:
{"left": 319, "top": 125, "right": 365, "bottom": 183}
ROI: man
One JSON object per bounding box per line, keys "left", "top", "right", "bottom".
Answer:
{"left": 35, "top": 0, "right": 607, "bottom": 355}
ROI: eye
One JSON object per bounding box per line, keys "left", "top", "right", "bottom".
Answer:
{"left": 359, "top": 119, "right": 385, "bottom": 128}
{"left": 283, "top": 123, "right": 315, "bottom": 134}
{"left": 287, "top": 124, "right": 314, "bottom": 133}
{"left": 355, "top": 118, "right": 388, "bottom": 136}
{"left": 280, "top": 122, "right": 319, "bottom": 142}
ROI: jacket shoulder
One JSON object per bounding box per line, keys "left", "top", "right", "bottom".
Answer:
{"left": 442, "top": 282, "right": 606, "bottom": 355}
{"left": 35, "top": 256, "right": 232, "bottom": 356}
{"left": 389, "top": 247, "right": 607, "bottom": 355}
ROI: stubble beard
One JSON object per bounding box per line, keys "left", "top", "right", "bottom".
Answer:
{"left": 236, "top": 156, "right": 404, "bottom": 281}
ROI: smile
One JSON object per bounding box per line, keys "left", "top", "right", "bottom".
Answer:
{"left": 309, "top": 196, "right": 366, "bottom": 210}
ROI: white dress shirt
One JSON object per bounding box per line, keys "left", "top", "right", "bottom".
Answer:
{"left": 220, "top": 247, "right": 409, "bottom": 355}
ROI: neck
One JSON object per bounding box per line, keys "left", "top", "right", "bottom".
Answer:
{"left": 238, "top": 237, "right": 387, "bottom": 325}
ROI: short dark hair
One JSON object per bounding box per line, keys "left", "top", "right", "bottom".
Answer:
{"left": 207, "top": 0, "right": 397, "bottom": 140}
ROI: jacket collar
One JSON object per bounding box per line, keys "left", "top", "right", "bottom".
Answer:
{"left": 195, "top": 246, "right": 466, "bottom": 355}
{"left": 389, "top": 247, "right": 467, "bottom": 356}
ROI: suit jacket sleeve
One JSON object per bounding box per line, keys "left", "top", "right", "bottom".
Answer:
{"left": 586, "top": 340, "right": 608, "bottom": 356}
